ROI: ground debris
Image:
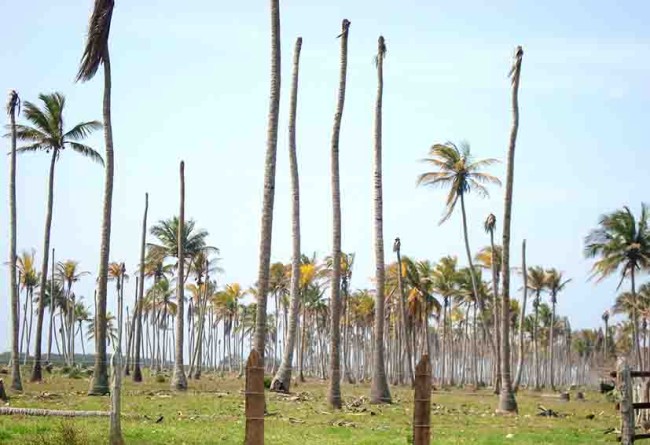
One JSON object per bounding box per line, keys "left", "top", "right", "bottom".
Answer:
{"left": 536, "top": 405, "right": 564, "bottom": 418}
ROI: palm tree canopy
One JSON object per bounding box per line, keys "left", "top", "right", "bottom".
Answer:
{"left": 585, "top": 204, "right": 650, "bottom": 287}
{"left": 16, "top": 249, "right": 39, "bottom": 289}
{"left": 526, "top": 266, "right": 547, "bottom": 295}
{"left": 545, "top": 268, "right": 571, "bottom": 303}
{"left": 57, "top": 260, "right": 90, "bottom": 289}
{"left": 148, "top": 217, "right": 218, "bottom": 266}
{"left": 417, "top": 141, "right": 501, "bottom": 224}
{"left": 475, "top": 245, "right": 503, "bottom": 272}
{"left": 10, "top": 93, "right": 103, "bottom": 165}
{"left": 76, "top": 0, "right": 114, "bottom": 82}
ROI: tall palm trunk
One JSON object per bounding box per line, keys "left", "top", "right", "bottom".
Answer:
{"left": 497, "top": 46, "right": 523, "bottom": 414}
{"left": 631, "top": 267, "right": 643, "bottom": 370}
{"left": 328, "top": 18, "right": 351, "bottom": 410}
{"left": 109, "top": 265, "right": 124, "bottom": 445}
{"left": 370, "top": 35, "right": 391, "bottom": 405}
{"left": 514, "top": 240, "right": 527, "bottom": 391}
{"left": 488, "top": 226, "right": 501, "bottom": 393}
{"left": 89, "top": 52, "right": 114, "bottom": 395}
{"left": 133, "top": 193, "right": 148, "bottom": 382}
{"left": 395, "top": 240, "right": 414, "bottom": 386}
{"left": 47, "top": 249, "right": 55, "bottom": 362}
{"left": 31, "top": 148, "right": 57, "bottom": 382}
{"left": 172, "top": 161, "right": 188, "bottom": 390}
{"left": 8, "top": 90, "right": 22, "bottom": 390}
{"left": 271, "top": 36, "right": 302, "bottom": 393}
{"left": 533, "top": 292, "right": 540, "bottom": 390}
{"left": 550, "top": 294, "right": 556, "bottom": 390}
{"left": 253, "top": 0, "right": 282, "bottom": 366}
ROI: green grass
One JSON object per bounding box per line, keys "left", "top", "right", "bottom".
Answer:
{"left": 0, "top": 371, "right": 618, "bottom": 444}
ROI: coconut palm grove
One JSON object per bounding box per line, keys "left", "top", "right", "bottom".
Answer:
{"left": 1, "top": 1, "right": 648, "bottom": 444}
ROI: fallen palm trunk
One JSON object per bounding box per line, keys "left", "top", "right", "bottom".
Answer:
{"left": 0, "top": 407, "right": 139, "bottom": 418}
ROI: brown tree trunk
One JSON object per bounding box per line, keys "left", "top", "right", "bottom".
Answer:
{"left": 497, "top": 46, "right": 523, "bottom": 414}
{"left": 133, "top": 193, "right": 148, "bottom": 382}
{"left": 370, "top": 35, "right": 391, "bottom": 405}
{"left": 328, "top": 18, "right": 351, "bottom": 410}
{"left": 514, "top": 239, "right": 527, "bottom": 391}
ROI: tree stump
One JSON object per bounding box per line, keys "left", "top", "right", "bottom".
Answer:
{"left": 576, "top": 392, "right": 584, "bottom": 401}
{"left": 559, "top": 392, "right": 570, "bottom": 402}
{"left": 413, "top": 354, "right": 432, "bottom": 445}
{"left": 0, "top": 379, "right": 8, "bottom": 402}
{"left": 245, "top": 350, "right": 264, "bottom": 445}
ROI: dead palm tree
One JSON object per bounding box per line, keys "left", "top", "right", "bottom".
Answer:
{"left": 252, "top": 0, "right": 282, "bottom": 374}
{"left": 7, "top": 90, "right": 22, "bottom": 390}
{"left": 498, "top": 45, "right": 523, "bottom": 414}
{"left": 172, "top": 161, "right": 188, "bottom": 390}
{"left": 76, "top": 0, "right": 116, "bottom": 398}
{"left": 13, "top": 92, "right": 102, "bottom": 382}
{"left": 271, "top": 36, "right": 302, "bottom": 393}
{"left": 328, "top": 18, "right": 351, "bottom": 410}
{"left": 370, "top": 35, "right": 391, "bottom": 405}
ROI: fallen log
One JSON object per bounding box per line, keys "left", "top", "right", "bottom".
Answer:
{"left": 0, "top": 407, "right": 140, "bottom": 418}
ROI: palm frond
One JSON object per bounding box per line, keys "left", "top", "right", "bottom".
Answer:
{"left": 68, "top": 142, "right": 105, "bottom": 165}
{"left": 64, "top": 120, "right": 102, "bottom": 141}
{"left": 76, "top": 0, "right": 115, "bottom": 82}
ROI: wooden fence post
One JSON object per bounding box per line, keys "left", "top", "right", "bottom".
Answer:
{"left": 413, "top": 354, "right": 432, "bottom": 445}
{"left": 245, "top": 349, "right": 264, "bottom": 445}
{"left": 618, "top": 357, "right": 634, "bottom": 445}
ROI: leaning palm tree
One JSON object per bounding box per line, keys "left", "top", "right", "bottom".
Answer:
{"left": 585, "top": 204, "right": 650, "bottom": 370}
{"left": 545, "top": 268, "right": 570, "bottom": 390}
{"left": 328, "top": 18, "right": 351, "bottom": 410}
{"left": 498, "top": 45, "right": 523, "bottom": 414}
{"left": 271, "top": 36, "right": 302, "bottom": 393}
{"left": 252, "top": 0, "right": 281, "bottom": 382}
{"left": 417, "top": 141, "right": 500, "bottom": 364}
{"left": 7, "top": 90, "right": 22, "bottom": 390}
{"left": 13, "top": 92, "right": 102, "bottom": 382}
{"left": 370, "top": 35, "right": 391, "bottom": 405}
{"left": 77, "top": 0, "right": 116, "bottom": 399}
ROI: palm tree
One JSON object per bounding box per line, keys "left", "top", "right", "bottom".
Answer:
{"left": 134, "top": 193, "right": 148, "bottom": 382}
{"left": 370, "top": 35, "right": 391, "bottom": 405}
{"left": 526, "top": 265, "right": 546, "bottom": 390}
{"left": 74, "top": 300, "right": 91, "bottom": 357}
{"left": 17, "top": 250, "right": 39, "bottom": 366}
{"left": 393, "top": 238, "right": 414, "bottom": 385}
{"left": 271, "top": 36, "right": 302, "bottom": 393}
{"left": 545, "top": 268, "right": 570, "bottom": 390}
{"left": 585, "top": 204, "right": 650, "bottom": 369}
{"left": 483, "top": 214, "right": 501, "bottom": 393}
{"left": 602, "top": 310, "right": 610, "bottom": 362}
{"left": 77, "top": 0, "right": 115, "bottom": 398}
{"left": 172, "top": 161, "right": 188, "bottom": 390}
{"left": 328, "top": 18, "right": 351, "bottom": 410}
{"left": 417, "top": 141, "right": 500, "bottom": 362}
{"left": 87, "top": 312, "right": 118, "bottom": 349}
{"left": 498, "top": 45, "right": 523, "bottom": 414}
{"left": 7, "top": 90, "right": 22, "bottom": 390}
{"left": 513, "top": 240, "right": 528, "bottom": 391}
{"left": 13, "top": 92, "right": 102, "bottom": 382}
{"left": 430, "top": 256, "right": 458, "bottom": 386}
{"left": 148, "top": 217, "right": 215, "bottom": 270}
{"left": 58, "top": 260, "right": 90, "bottom": 366}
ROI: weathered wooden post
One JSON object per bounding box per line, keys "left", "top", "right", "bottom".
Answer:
{"left": 245, "top": 349, "right": 264, "bottom": 444}
{"left": 618, "top": 357, "right": 634, "bottom": 445}
{"left": 0, "top": 379, "right": 8, "bottom": 402}
{"left": 413, "top": 354, "right": 432, "bottom": 445}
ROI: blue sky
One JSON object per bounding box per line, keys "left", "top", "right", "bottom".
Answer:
{"left": 1, "top": 0, "right": 649, "bottom": 352}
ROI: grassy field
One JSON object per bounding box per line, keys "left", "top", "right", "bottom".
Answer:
{"left": 0, "top": 370, "right": 619, "bottom": 444}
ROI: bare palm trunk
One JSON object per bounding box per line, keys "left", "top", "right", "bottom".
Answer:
{"left": 533, "top": 293, "right": 540, "bottom": 390}
{"left": 514, "top": 240, "right": 527, "bottom": 391}
{"left": 271, "top": 36, "right": 302, "bottom": 393}
{"left": 31, "top": 148, "right": 57, "bottom": 383}
{"left": 133, "top": 193, "right": 148, "bottom": 382}
{"left": 370, "top": 35, "right": 391, "bottom": 405}
{"left": 89, "top": 52, "right": 114, "bottom": 396}
{"left": 328, "top": 18, "right": 351, "bottom": 410}
{"left": 395, "top": 241, "right": 414, "bottom": 386}
{"left": 550, "top": 295, "right": 556, "bottom": 390}
{"left": 497, "top": 46, "right": 523, "bottom": 414}
{"left": 47, "top": 249, "right": 55, "bottom": 363}
{"left": 8, "top": 90, "right": 22, "bottom": 390}
{"left": 109, "top": 267, "right": 124, "bottom": 445}
{"left": 171, "top": 162, "right": 188, "bottom": 390}
{"left": 631, "top": 267, "right": 643, "bottom": 370}
{"left": 253, "top": 0, "right": 282, "bottom": 369}
{"left": 489, "top": 228, "right": 501, "bottom": 394}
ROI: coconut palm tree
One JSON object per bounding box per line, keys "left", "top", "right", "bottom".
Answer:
{"left": 526, "top": 265, "right": 546, "bottom": 390}
{"left": 7, "top": 90, "right": 22, "bottom": 390}
{"left": 74, "top": 300, "right": 92, "bottom": 357}
{"left": 13, "top": 92, "right": 102, "bottom": 382}
{"left": 430, "top": 256, "right": 458, "bottom": 385}
{"left": 76, "top": 0, "right": 115, "bottom": 398}
{"left": 148, "top": 218, "right": 215, "bottom": 270}
{"left": 585, "top": 204, "right": 650, "bottom": 369}
{"left": 602, "top": 310, "right": 610, "bottom": 362}
{"left": 328, "top": 18, "right": 351, "bottom": 410}
{"left": 17, "top": 250, "right": 39, "bottom": 367}
{"left": 87, "top": 312, "right": 118, "bottom": 349}
{"left": 545, "top": 268, "right": 571, "bottom": 390}
{"left": 134, "top": 193, "right": 148, "bottom": 382}
{"left": 57, "top": 260, "right": 90, "bottom": 366}
{"left": 393, "top": 238, "right": 414, "bottom": 385}
{"left": 271, "top": 36, "right": 302, "bottom": 393}
{"left": 172, "top": 161, "right": 187, "bottom": 390}
{"left": 483, "top": 214, "right": 501, "bottom": 393}
{"left": 370, "top": 35, "right": 391, "bottom": 405}
{"left": 251, "top": 0, "right": 281, "bottom": 393}
{"left": 498, "top": 45, "right": 523, "bottom": 414}
{"left": 417, "top": 141, "right": 500, "bottom": 359}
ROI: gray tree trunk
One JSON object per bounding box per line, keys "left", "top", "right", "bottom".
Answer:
{"left": 134, "top": 194, "right": 147, "bottom": 383}
{"left": 171, "top": 161, "right": 188, "bottom": 390}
